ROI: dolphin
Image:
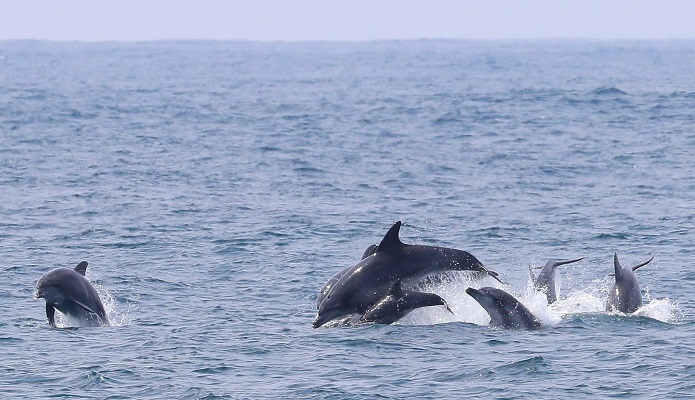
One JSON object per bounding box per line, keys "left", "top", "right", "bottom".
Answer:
{"left": 314, "top": 221, "right": 499, "bottom": 328}
{"left": 465, "top": 287, "right": 541, "bottom": 330}
{"left": 35, "top": 261, "right": 110, "bottom": 327}
{"left": 529, "top": 257, "right": 584, "bottom": 304}
{"left": 606, "top": 253, "right": 653, "bottom": 314}
{"left": 316, "top": 244, "right": 380, "bottom": 309}
{"left": 360, "top": 280, "right": 454, "bottom": 325}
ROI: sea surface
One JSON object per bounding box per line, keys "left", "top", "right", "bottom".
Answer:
{"left": 1, "top": 40, "right": 694, "bottom": 399}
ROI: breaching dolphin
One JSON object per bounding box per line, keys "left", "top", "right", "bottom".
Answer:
{"left": 314, "top": 221, "right": 499, "bottom": 328}
{"left": 529, "top": 257, "right": 584, "bottom": 304}
{"left": 606, "top": 253, "right": 653, "bottom": 314}
{"left": 465, "top": 287, "right": 541, "bottom": 330}
{"left": 360, "top": 280, "right": 453, "bottom": 325}
{"left": 35, "top": 261, "right": 110, "bottom": 327}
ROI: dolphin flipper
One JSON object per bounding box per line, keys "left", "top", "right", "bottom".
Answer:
{"left": 71, "top": 298, "right": 109, "bottom": 325}
{"left": 46, "top": 303, "right": 56, "bottom": 327}
{"left": 70, "top": 298, "right": 98, "bottom": 315}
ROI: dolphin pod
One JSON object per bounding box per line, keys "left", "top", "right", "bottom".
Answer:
{"left": 315, "top": 222, "right": 664, "bottom": 330}
{"left": 314, "top": 221, "right": 500, "bottom": 328}
{"left": 35, "top": 261, "right": 110, "bottom": 327}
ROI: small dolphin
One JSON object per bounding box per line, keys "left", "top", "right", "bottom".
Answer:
{"left": 606, "top": 253, "right": 653, "bottom": 314}
{"left": 316, "top": 244, "right": 380, "bottom": 309}
{"left": 360, "top": 280, "right": 454, "bottom": 325}
{"left": 465, "top": 287, "right": 541, "bottom": 330}
{"left": 35, "top": 261, "right": 110, "bottom": 327}
{"left": 314, "top": 221, "right": 499, "bottom": 328}
{"left": 529, "top": 257, "right": 584, "bottom": 304}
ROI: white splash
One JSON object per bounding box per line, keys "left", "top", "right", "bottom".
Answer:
{"left": 397, "top": 271, "right": 684, "bottom": 327}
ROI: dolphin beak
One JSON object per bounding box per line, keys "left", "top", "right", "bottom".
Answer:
{"left": 312, "top": 315, "right": 327, "bottom": 329}
{"left": 34, "top": 290, "right": 43, "bottom": 299}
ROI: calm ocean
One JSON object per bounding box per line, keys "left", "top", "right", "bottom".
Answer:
{"left": 1, "top": 40, "right": 694, "bottom": 399}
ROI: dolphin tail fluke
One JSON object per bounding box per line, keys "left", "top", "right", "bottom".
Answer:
{"left": 554, "top": 257, "right": 584, "bottom": 268}
{"left": 613, "top": 253, "right": 623, "bottom": 280}
{"left": 632, "top": 254, "right": 654, "bottom": 271}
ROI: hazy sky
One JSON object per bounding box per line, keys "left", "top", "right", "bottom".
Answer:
{"left": 2, "top": 0, "right": 695, "bottom": 42}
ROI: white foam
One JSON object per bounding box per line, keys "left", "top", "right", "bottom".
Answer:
{"left": 397, "top": 272, "right": 684, "bottom": 327}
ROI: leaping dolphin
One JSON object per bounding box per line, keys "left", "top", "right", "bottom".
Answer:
{"left": 360, "top": 280, "right": 454, "bottom": 325}
{"left": 465, "top": 287, "right": 541, "bottom": 330}
{"left": 35, "top": 261, "right": 110, "bottom": 327}
{"left": 606, "top": 253, "right": 653, "bottom": 314}
{"left": 529, "top": 257, "right": 584, "bottom": 304}
{"left": 314, "top": 221, "right": 499, "bottom": 328}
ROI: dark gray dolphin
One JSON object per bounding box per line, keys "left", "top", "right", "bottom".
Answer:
{"left": 606, "top": 253, "right": 653, "bottom": 314}
{"left": 35, "top": 261, "right": 109, "bottom": 327}
{"left": 465, "top": 287, "right": 541, "bottom": 330}
{"left": 529, "top": 257, "right": 584, "bottom": 304}
{"left": 314, "top": 221, "right": 499, "bottom": 328}
{"left": 360, "top": 280, "right": 454, "bottom": 325}
{"left": 316, "top": 244, "right": 380, "bottom": 309}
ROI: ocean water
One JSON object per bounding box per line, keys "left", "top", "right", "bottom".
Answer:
{"left": 1, "top": 40, "right": 694, "bottom": 399}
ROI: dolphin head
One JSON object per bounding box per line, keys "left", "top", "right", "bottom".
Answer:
{"left": 35, "top": 269, "right": 70, "bottom": 304}
{"left": 465, "top": 287, "right": 501, "bottom": 312}
{"left": 313, "top": 295, "right": 350, "bottom": 328}
{"left": 465, "top": 287, "right": 512, "bottom": 326}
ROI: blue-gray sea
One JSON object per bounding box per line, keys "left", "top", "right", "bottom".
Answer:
{"left": 1, "top": 40, "right": 694, "bottom": 399}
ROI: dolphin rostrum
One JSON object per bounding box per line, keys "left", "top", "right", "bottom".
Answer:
{"left": 465, "top": 287, "right": 541, "bottom": 330}
{"left": 314, "top": 221, "right": 499, "bottom": 328}
{"left": 606, "top": 253, "right": 653, "bottom": 314}
{"left": 35, "top": 261, "right": 110, "bottom": 327}
{"left": 360, "top": 279, "right": 454, "bottom": 325}
{"left": 529, "top": 257, "right": 584, "bottom": 304}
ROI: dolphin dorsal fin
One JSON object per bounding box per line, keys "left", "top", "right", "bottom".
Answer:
{"left": 632, "top": 254, "right": 654, "bottom": 271}
{"left": 361, "top": 244, "right": 379, "bottom": 259}
{"left": 377, "top": 221, "right": 404, "bottom": 253}
{"left": 389, "top": 279, "right": 403, "bottom": 296}
{"left": 613, "top": 253, "right": 623, "bottom": 281}
{"left": 74, "top": 261, "right": 88, "bottom": 276}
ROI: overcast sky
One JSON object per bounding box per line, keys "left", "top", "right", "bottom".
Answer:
{"left": 1, "top": 0, "right": 695, "bottom": 42}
